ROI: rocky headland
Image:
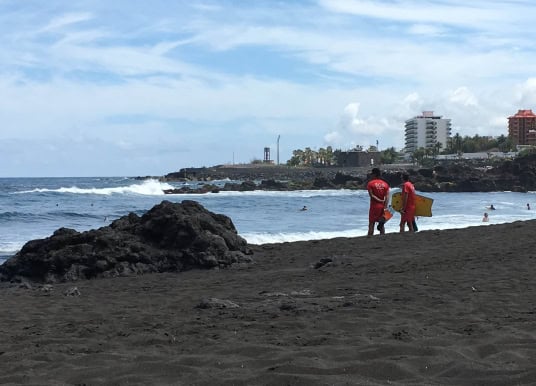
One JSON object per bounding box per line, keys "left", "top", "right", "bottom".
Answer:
{"left": 160, "top": 153, "right": 536, "bottom": 193}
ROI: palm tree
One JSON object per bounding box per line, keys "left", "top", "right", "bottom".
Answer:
{"left": 452, "top": 133, "right": 463, "bottom": 153}
{"left": 325, "top": 146, "right": 334, "bottom": 166}
{"left": 411, "top": 148, "right": 426, "bottom": 165}
{"left": 433, "top": 142, "right": 442, "bottom": 158}
{"left": 287, "top": 149, "right": 304, "bottom": 166}
{"left": 303, "top": 147, "right": 314, "bottom": 165}
{"left": 380, "top": 147, "right": 398, "bottom": 164}
{"left": 315, "top": 148, "right": 324, "bottom": 165}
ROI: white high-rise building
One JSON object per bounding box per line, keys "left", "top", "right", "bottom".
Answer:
{"left": 404, "top": 111, "right": 451, "bottom": 154}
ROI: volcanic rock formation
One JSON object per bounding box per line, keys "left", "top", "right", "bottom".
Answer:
{"left": 0, "top": 200, "right": 252, "bottom": 283}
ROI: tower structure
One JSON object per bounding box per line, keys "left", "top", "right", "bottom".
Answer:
{"left": 508, "top": 109, "right": 536, "bottom": 145}
{"left": 404, "top": 111, "right": 451, "bottom": 154}
{"left": 277, "top": 135, "right": 280, "bottom": 165}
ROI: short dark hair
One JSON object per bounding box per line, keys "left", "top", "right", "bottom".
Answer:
{"left": 402, "top": 173, "right": 410, "bottom": 181}
{"left": 371, "top": 167, "right": 381, "bottom": 177}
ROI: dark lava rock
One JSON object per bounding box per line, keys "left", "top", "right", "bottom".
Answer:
{"left": 0, "top": 200, "right": 252, "bottom": 283}
{"left": 160, "top": 154, "right": 536, "bottom": 193}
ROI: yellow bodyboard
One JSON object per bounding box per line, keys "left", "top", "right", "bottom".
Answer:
{"left": 391, "top": 191, "right": 433, "bottom": 217}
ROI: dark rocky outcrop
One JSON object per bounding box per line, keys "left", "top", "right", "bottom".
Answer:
{"left": 159, "top": 154, "right": 536, "bottom": 193}
{"left": 380, "top": 155, "right": 536, "bottom": 192}
{"left": 163, "top": 184, "right": 221, "bottom": 194}
{"left": 0, "top": 200, "right": 252, "bottom": 284}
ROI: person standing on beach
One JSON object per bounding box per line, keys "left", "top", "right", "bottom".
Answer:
{"left": 399, "top": 173, "right": 416, "bottom": 233}
{"left": 367, "top": 168, "right": 390, "bottom": 236}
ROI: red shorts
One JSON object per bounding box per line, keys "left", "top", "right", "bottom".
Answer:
{"left": 369, "top": 204, "right": 385, "bottom": 222}
{"left": 401, "top": 206, "right": 416, "bottom": 223}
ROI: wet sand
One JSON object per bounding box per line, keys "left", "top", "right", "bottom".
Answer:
{"left": 1, "top": 221, "right": 536, "bottom": 385}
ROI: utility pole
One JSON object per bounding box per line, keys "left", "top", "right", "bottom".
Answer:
{"left": 277, "top": 135, "right": 280, "bottom": 165}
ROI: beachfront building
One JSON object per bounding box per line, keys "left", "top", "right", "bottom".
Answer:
{"left": 404, "top": 111, "right": 451, "bottom": 155}
{"left": 336, "top": 150, "right": 381, "bottom": 167}
{"left": 508, "top": 109, "right": 536, "bottom": 145}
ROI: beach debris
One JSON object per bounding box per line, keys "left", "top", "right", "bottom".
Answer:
{"left": 392, "top": 330, "right": 409, "bottom": 341}
{"left": 259, "top": 291, "right": 288, "bottom": 297}
{"left": 313, "top": 257, "right": 333, "bottom": 269}
{"left": 0, "top": 200, "right": 253, "bottom": 283}
{"left": 40, "top": 284, "right": 53, "bottom": 293}
{"left": 196, "top": 297, "right": 240, "bottom": 309}
{"left": 290, "top": 289, "right": 313, "bottom": 296}
{"left": 260, "top": 289, "right": 313, "bottom": 298}
{"left": 64, "top": 287, "right": 81, "bottom": 296}
{"left": 279, "top": 301, "right": 298, "bottom": 311}
{"left": 18, "top": 281, "right": 32, "bottom": 290}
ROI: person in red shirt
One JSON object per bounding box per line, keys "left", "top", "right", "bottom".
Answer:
{"left": 367, "top": 168, "right": 390, "bottom": 236}
{"left": 400, "top": 173, "right": 416, "bottom": 233}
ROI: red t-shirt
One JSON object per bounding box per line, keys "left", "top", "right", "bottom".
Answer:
{"left": 402, "top": 181, "right": 416, "bottom": 209}
{"left": 367, "top": 179, "right": 389, "bottom": 207}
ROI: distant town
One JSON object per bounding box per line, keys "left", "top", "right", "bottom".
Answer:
{"left": 258, "top": 109, "right": 536, "bottom": 168}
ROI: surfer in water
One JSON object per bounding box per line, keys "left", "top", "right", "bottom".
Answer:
{"left": 482, "top": 212, "right": 489, "bottom": 222}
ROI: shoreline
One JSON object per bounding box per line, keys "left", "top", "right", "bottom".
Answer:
{"left": 1, "top": 220, "right": 536, "bottom": 384}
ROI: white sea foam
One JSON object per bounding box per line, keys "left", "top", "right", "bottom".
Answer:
{"left": 241, "top": 212, "right": 533, "bottom": 244}
{"left": 242, "top": 229, "right": 368, "bottom": 244}
{"left": 168, "top": 189, "right": 367, "bottom": 199}
{"left": 15, "top": 179, "right": 174, "bottom": 196}
{"left": 0, "top": 241, "right": 25, "bottom": 256}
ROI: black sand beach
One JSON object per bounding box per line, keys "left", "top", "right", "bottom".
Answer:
{"left": 1, "top": 221, "right": 536, "bottom": 385}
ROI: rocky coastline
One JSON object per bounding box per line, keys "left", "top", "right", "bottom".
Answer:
{"left": 159, "top": 153, "right": 536, "bottom": 193}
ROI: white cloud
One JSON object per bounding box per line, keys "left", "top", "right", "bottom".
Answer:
{"left": 515, "top": 78, "right": 536, "bottom": 107}
{"left": 0, "top": 1, "right": 535, "bottom": 175}
{"left": 318, "top": 0, "right": 521, "bottom": 29}
{"left": 341, "top": 103, "right": 366, "bottom": 132}
{"left": 41, "top": 12, "right": 93, "bottom": 32}
{"left": 324, "top": 102, "right": 392, "bottom": 149}
{"left": 407, "top": 24, "right": 446, "bottom": 36}
{"left": 449, "top": 87, "right": 478, "bottom": 107}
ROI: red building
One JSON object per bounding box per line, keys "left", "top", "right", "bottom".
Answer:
{"left": 508, "top": 109, "right": 536, "bottom": 145}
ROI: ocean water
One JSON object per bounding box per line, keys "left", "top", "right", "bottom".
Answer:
{"left": 1, "top": 177, "right": 535, "bottom": 264}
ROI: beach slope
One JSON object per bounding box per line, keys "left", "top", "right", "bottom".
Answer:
{"left": 1, "top": 221, "right": 535, "bottom": 385}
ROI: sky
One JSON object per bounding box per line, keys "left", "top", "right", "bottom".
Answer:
{"left": 1, "top": 0, "right": 536, "bottom": 177}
